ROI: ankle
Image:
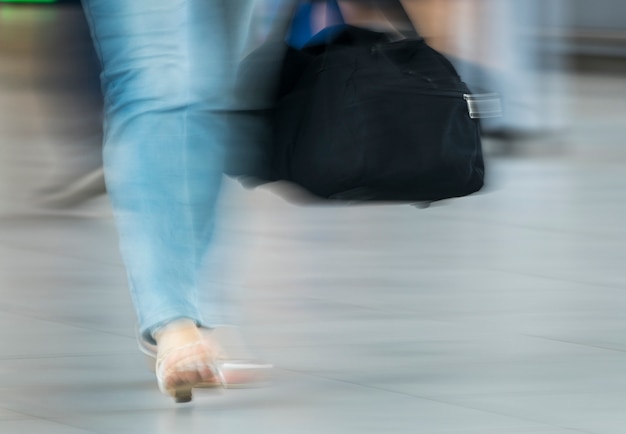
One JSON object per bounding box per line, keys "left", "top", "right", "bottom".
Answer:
{"left": 154, "top": 319, "right": 202, "bottom": 353}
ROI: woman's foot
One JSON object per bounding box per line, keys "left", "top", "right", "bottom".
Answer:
{"left": 141, "top": 324, "right": 271, "bottom": 392}
{"left": 154, "top": 320, "right": 222, "bottom": 402}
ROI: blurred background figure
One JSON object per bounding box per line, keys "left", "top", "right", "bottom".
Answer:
{"left": 80, "top": 0, "right": 272, "bottom": 402}
{"left": 0, "top": 0, "right": 106, "bottom": 213}
{"left": 33, "top": 1, "right": 105, "bottom": 208}
{"left": 401, "top": 0, "right": 568, "bottom": 153}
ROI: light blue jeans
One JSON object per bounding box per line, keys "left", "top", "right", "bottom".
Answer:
{"left": 81, "top": 0, "right": 256, "bottom": 343}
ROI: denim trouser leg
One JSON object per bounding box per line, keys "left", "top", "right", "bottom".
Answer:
{"left": 81, "top": 0, "right": 253, "bottom": 343}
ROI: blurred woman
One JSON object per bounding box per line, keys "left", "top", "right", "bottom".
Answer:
{"left": 81, "top": 0, "right": 265, "bottom": 402}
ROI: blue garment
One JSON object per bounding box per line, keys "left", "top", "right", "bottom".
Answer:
{"left": 81, "top": 0, "right": 254, "bottom": 343}
{"left": 288, "top": 0, "right": 344, "bottom": 48}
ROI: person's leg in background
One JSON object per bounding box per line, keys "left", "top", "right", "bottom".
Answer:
{"left": 8, "top": 3, "right": 106, "bottom": 210}
{"left": 455, "top": 0, "right": 544, "bottom": 135}
{"left": 81, "top": 0, "right": 257, "bottom": 402}
{"left": 402, "top": 0, "right": 566, "bottom": 152}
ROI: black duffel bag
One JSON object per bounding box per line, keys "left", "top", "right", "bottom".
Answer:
{"left": 230, "top": 2, "right": 499, "bottom": 204}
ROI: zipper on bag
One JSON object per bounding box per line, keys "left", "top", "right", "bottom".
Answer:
{"left": 385, "top": 84, "right": 502, "bottom": 119}
{"left": 463, "top": 93, "right": 502, "bottom": 119}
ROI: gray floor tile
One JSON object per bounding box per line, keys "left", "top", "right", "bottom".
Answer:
{"left": 0, "top": 216, "right": 121, "bottom": 266}
{"left": 54, "top": 373, "right": 564, "bottom": 434}
{"left": 0, "top": 408, "right": 30, "bottom": 421}
{"left": 0, "top": 419, "right": 97, "bottom": 434}
{"left": 0, "top": 312, "right": 136, "bottom": 359}
{"left": 0, "top": 246, "right": 133, "bottom": 336}
{"left": 444, "top": 392, "right": 626, "bottom": 434}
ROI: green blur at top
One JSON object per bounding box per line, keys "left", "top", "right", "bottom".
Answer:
{"left": 0, "top": 0, "right": 57, "bottom": 3}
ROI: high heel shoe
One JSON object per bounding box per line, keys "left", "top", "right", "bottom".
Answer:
{"left": 141, "top": 326, "right": 272, "bottom": 391}
{"left": 155, "top": 339, "right": 224, "bottom": 403}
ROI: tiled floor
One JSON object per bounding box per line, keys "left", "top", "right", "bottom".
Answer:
{"left": 2, "top": 3, "right": 626, "bottom": 434}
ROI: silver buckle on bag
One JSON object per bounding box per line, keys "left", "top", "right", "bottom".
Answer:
{"left": 463, "top": 93, "right": 502, "bottom": 119}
